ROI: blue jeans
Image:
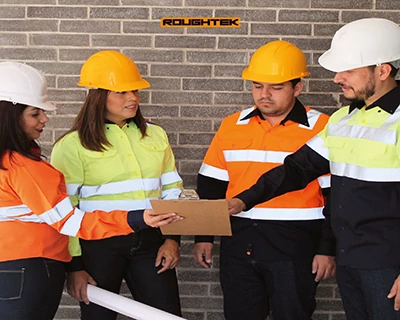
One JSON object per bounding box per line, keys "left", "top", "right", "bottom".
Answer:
{"left": 0, "top": 258, "right": 66, "bottom": 320}
{"left": 220, "top": 254, "right": 317, "bottom": 320}
{"left": 336, "top": 265, "right": 400, "bottom": 320}
{"left": 79, "top": 230, "right": 181, "bottom": 320}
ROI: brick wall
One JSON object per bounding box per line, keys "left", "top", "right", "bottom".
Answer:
{"left": 1, "top": 1, "right": 399, "bottom": 319}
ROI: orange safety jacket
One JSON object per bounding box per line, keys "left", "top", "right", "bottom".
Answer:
{"left": 0, "top": 152, "right": 133, "bottom": 263}
{"left": 199, "top": 105, "right": 330, "bottom": 220}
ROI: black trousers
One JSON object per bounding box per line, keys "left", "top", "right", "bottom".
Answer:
{"left": 220, "top": 254, "right": 317, "bottom": 320}
{"left": 79, "top": 229, "right": 181, "bottom": 320}
{"left": 336, "top": 265, "right": 400, "bottom": 320}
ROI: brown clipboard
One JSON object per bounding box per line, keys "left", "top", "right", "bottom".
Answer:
{"left": 150, "top": 199, "right": 232, "bottom": 236}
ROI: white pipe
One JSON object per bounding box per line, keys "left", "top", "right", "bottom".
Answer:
{"left": 87, "top": 284, "right": 187, "bottom": 320}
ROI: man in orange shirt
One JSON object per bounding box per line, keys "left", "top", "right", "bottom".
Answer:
{"left": 193, "top": 41, "right": 336, "bottom": 320}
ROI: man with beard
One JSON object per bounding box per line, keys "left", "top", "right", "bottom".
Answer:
{"left": 228, "top": 18, "right": 400, "bottom": 320}
{"left": 193, "top": 40, "right": 336, "bottom": 320}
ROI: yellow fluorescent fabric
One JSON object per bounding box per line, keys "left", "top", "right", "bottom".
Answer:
{"left": 308, "top": 105, "right": 400, "bottom": 182}
{"left": 51, "top": 121, "right": 183, "bottom": 256}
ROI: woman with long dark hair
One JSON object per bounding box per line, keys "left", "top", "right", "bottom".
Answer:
{"left": 51, "top": 51, "right": 184, "bottom": 319}
{"left": 0, "top": 61, "right": 181, "bottom": 320}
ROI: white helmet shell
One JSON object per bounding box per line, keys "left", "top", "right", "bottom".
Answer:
{"left": 319, "top": 18, "right": 400, "bottom": 72}
{"left": 0, "top": 62, "right": 55, "bottom": 111}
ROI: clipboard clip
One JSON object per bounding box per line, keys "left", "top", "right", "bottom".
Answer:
{"left": 178, "top": 189, "right": 200, "bottom": 200}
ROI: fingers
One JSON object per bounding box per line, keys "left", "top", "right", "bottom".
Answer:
{"left": 156, "top": 254, "right": 178, "bottom": 274}
{"left": 155, "top": 251, "right": 163, "bottom": 268}
{"left": 79, "top": 282, "right": 90, "bottom": 305}
{"left": 314, "top": 268, "right": 325, "bottom": 282}
{"left": 193, "top": 248, "right": 209, "bottom": 268}
{"left": 66, "top": 271, "right": 96, "bottom": 305}
{"left": 387, "top": 277, "right": 400, "bottom": 310}
{"left": 144, "top": 210, "right": 184, "bottom": 228}
{"left": 155, "top": 215, "right": 183, "bottom": 227}
{"left": 192, "top": 243, "right": 213, "bottom": 268}
{"left": 227, "top": 199, "right": 245, "bottom": 215}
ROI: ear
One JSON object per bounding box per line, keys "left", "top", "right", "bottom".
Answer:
{"left": 377, "top": 64, "right": 392, "bottom": 81}
{"left": 294, "top": 81, "right": 304, "bottom": 97}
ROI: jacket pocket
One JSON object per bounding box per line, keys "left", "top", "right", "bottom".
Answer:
{"left": 81, "top": 147, "right": 124, "bottom": 181}
{"left": 0, "top": 269, "right": 24, "bottom": 300}
{"left": 220, "top": 138, "right": 253, "bottom": 150}
{"left": 140, "top": 140, "right": 168, "bottom": 152}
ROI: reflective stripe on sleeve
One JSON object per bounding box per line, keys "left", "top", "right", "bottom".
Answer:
{"left": 161, "top": 170, "right": 182, "bottom": 186}
{"left": 162, "top": 188, "right": 182, "bottom": 200}
{"left": 318, "top": 175, "right": 331, "bottom": 188}
{"left": 199, "top": 163, "right": 229, "bottom": 181}
{"left": 59, "top": 207, "right": 85, "bottom": 237}
{"left": 307, "top": 136, "right": 329, "bottom": 160}
{"left": 39, "top": 197, "right": 73, "bottom": 224}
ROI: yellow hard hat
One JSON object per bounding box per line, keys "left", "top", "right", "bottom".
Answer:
{"left": 242, "top": 40, "right": 310, "bottom": 83}
{"left": 78, "top": 50, "right": 150, "bottom": 91}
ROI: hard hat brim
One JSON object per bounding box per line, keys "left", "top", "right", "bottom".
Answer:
{"left": 0, "top": 96, "right": 56, "bottom": 111}
{"left": 78, "top": 78, "right": 151, "bottom": 92}
{"left": 242, "top": 68, "right": 310, "bottom": 83}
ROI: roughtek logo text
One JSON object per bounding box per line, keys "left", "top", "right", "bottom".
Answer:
{"left": 160, "top": 17, "right": 240, "bottom": 28}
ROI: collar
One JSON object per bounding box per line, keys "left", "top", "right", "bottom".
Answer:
{"left": 240, "top": 98, "right": 310, "bottom": 127}
{"left": 348, "top": 83, "right": 400, "bottom": 115}
{"left": 104, "top": 117, "right": 139, "bottom": 127}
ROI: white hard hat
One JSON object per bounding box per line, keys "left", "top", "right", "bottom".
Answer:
{"left": 0, "top": 62, "right": 55, "bottom": 111}
{"left": 319, "top": 18, "right": 400, "bottom": 72}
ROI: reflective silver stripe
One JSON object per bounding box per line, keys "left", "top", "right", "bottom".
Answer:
{"left": 66, "top": 183, "right": 81, "bottom": 196}
{"left": 0, "top": 214, "right": 43, "bottom": 223}
{"left": 60, "top": 207, "right": 85, "bottom": 237}
{"left": 236, "top": 107, "right": 255, "bottom": 125}
{"left": 79, "top": 199, "right": 154, "bottom": 212}
{"left": 199, "top": 163, "right": 229, "bottom": 181}
{"left": 235, "top": 207, "right": 324, "bottom": 220}
{"left": 299, "top": 109, "right": 321, "bottom": 130}
{"left": 336, "top": 108, "right": 359, "bottom": 126}
{"left": 307, "top": 135, "right": 329, "bottom": 160}
{"left": 161, "top": 170, "right": 182, "bottom": 186}
{"left": 162, "top": 188, "right": 182, "bottom": 200}
{"left": 328, "top": 124, "right": 396, "bottom": 144}
{"left": 0, "top": 204, "right": 32, "bottom": 217}
{"left": 331, "top": 161, "right": 400, "bottom": 182}
{"left": 329, "top": 106, "right": 400, "bottom": 142}
{"left": 79, "top": 178, "right": 161, "bottom": 198}
{"left": 223, "top": 149, "right": 291, "bottom": 163}
{"left": 39, "top": 197, "right": 73, "bottom": 224}
{"left": 318, "top": 175, "right": 330, "bottom": 188}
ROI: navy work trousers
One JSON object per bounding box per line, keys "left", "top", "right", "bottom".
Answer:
{"left": 79, "top": 230, "right": 181, "bottom": 320}
{"left": 220, "top": 254, "right": 317, "bottom": 320}
{"left": 336, "top": 265, "right": 400, "bottom": 320}
{"left": 0, "top": 257, "right": 66, "bottom": 320}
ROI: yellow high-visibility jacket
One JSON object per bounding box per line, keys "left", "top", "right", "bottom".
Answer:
{"left": 51, "top": 121, "right": 183, "bottom": 256}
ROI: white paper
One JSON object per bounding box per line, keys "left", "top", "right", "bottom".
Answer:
{"left": 87, "top": 284, "right": 187, "bottom": 320}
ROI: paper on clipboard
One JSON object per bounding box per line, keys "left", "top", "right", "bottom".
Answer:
{"left": 150, "top": 199, "right": 232, "bottom": 236}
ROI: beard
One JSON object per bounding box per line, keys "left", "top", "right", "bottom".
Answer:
{"left": 347, "top": 72, "right": 376, "bottom": 103}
